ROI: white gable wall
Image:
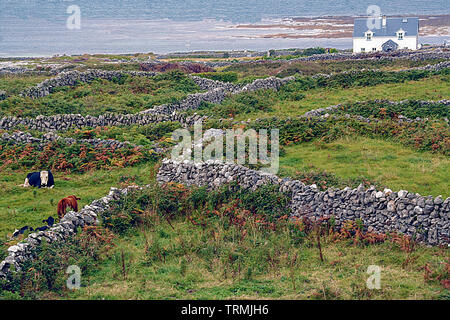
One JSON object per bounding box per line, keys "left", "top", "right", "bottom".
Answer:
{"left": 353, "top": 36, "right": 417, "bottom": 53}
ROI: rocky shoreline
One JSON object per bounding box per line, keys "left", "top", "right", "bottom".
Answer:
{"left": 235, "top": 14, "right": 450, "bottom": 39}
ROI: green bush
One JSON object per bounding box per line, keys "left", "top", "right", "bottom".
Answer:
{"left": 301, "top": 47, "right": 327, "bottom": 56}
{"left": 101, "top": 183, "right": 191, "bottom": 234}
{"left": 0, "top": 139, "right": 161, "bottom": 173}
{"left": 237, "top": 184, "right": 291, "bottom": 222}
{"left": 61, "top": 121, "right": 181, "bottom": 146}
{"left": 102, "top": 187, "right": 161, "bottom": 234}
{"left": 247, "top": 116, "right": 449, "bottom": 155}
{"left": 316, "top": 69, "right": 435, "bottom": 89}
{"left": 197, "top": 72, "right": 239, "bottom": 83}
{"left": 278, "top": 165, "right": 384, "bottom": 191}
{"left": 0, "top": 227, "right": 114, "bottom": 299}
{"left": 195, "top": 89, "right": 277, "bottom": 117}
{"left": 101, "top": 181, "right": 291, "bottom": 235}
{"left": 0, "top": 71, "right": 200, "bottom": 117}
{"left": 337, "top": 100, "right": 450, "bottom": 119}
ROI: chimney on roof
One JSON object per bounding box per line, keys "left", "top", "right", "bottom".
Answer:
{"left": 382, "top": 15, "right": 387, "bottom": 28}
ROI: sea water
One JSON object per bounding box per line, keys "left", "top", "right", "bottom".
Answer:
{"left": 0, "top": 0, "right": 448, "bottom": 56}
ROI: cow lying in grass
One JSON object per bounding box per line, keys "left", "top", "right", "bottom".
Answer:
{"left": 57, "top": 195, "right": 81, "bottom": 220}
{"left": 21, "top": 171, "right": 54, "bottom": 188}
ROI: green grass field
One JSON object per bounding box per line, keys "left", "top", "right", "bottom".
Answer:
{"left": 0, "top": 164, "right": 157, "bottom": 240}
{"left": 262, "top": 76, "right": 448, "bottom": 118}
{"left": 222, "top": 57, "right": 441, "bottom": 78}
{"left": 0, "top": 71, "right": 201, "bottom": 117}
{"left": 65, "top": 218, "right": 449, "bottom": 300}
{"left": 279, "top": 136, "right": 450, "bottom": 197}
{"left": 7, "top": 183, "right": 447, "bottom": 300}
{"left": 0, "top": 185, "right": 449, "bottom": 300}
{"left": 0, "top": 54, "right": 448, "bottom": 300}
{"left": 227, "top": 76, "right": 450, "bottom": 121}
{"left": 0, "top": 74, "right": 51, "bottom": 96}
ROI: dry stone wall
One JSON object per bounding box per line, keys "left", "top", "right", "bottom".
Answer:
{"left": 301, "top": 99, "right": 450, "bottom": 122}
{"left": 0, "top": 186, "right": 142, "bottom": 279}
{"left": 157, "top": 159, "right": 449, "bottom": 246}
{"left": 1, "top": 131, "right": 139, "bottom": 150}
{"left": 0, "top": 76, "right": 293, "bottom": 132}
{"left": 21, "top": 70, "right": 159, "bottom": 98}
{"left": 311, "top": 60, "right": 450, "bottom": 79}
{"left": 142, "top": 76, "right": 294, "bottom": 115}
{"left": 203, "top": 49, "right": 450, "bottom": 68}
{"left": 287, "top": 49, "right": 450, "bottom": 63}
{"left": 19, "top": 70, "right": 231, "bottom": 99}
{"left": 0, "top": 112, "right": 205, "bottom": 132}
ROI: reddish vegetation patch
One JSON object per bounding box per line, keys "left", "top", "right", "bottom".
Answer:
{"left": 0, "top": 141, "right": 160, "bottom": 173}
{"left": 140, "top": 62, "right": 214, "bottom": 74}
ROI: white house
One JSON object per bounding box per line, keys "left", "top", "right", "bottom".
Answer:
{"left": 353, "top": 16, "right": 419, "bottom": 53}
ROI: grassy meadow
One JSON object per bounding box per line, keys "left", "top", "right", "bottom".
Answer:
{"left": 0, "top": 164, "right": 157, "bottom": 244}
{"left": 0, "top": 71, "right": 201, "bottom": 117}
{"left": 279, "top": 136, "right": 450, "bottom": 197}
{"left": 0, "top": 53, "right": 448, "bottom": 300}
{"left": 4, "top": 183, "right": 447, "bottom": 300}
{"left": 67, "top": 217, "right": 449, "bottom": 300}
{"left": 0, "top": 74, "right": 51, "bottom": 96}
{"left": 248, "top": 76, "right": 449, "bottom": 120}
{"left": 193, "top": 74, "right": 449, "bottom": 120}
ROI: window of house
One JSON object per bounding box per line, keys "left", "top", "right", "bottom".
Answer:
{"left": 372, "top": 48, "right": 377, "bottom": 51}
{"left": 361, "top": 48, "right": 365, "bottom": 52}
{"left": 366, "top": 33, "right": 372, "bottom": 41}
{"left": 398, "top": 32, "right": 404, "bottom": 40}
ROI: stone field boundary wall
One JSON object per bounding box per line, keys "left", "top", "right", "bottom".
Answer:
{"left": 203, "top": 49, "right": 450, "bottom": 67}
{"left": 300, "top": 99, "right": 450, "bottom": 122}
{"left": 310, "top": 60, "right": 450, "bottom": 79}
{"left": 0, "top": 76, "right": 293, "bottom": 132}
{"left": 1, "top": 131, "right": 139, "bottom": 150}
{"left": 2, "top": 59, "right": 448, "bottom": 133}
{"left": 1, "top": 98, "right": 447, "bottom": 145}
{"left": 21, "top": 70, "right": 158, "bottom": 98}
{"left": 157, "top": 159, "right": 449, "bottom": 246}
{"left": 1, "top": 59, "right": 448, "bottom": 132}
{"left": 1, "top": 146, "right": 448, "bottom": 281}
{"left": 0, "top": 186, "right": 144, "bottom": 280}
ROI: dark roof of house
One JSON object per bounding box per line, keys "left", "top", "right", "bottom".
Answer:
{"left": 353, "top": 17, "right": 419, "bottom": 38}
{"left": 382, "top": 40, "right": 399, "bottom": 48}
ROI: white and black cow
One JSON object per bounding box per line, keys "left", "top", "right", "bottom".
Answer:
{"left": 22, "top": 171, "right": 55, "bottom": 188}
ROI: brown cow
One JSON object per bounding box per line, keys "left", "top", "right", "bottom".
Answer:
{"left": 57, "top": 195, "right": 81, "bottom": 220}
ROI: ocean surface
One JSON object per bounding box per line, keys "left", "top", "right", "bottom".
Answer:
{"left": 0, "top": 0, "right": 449, "bottom": 56}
